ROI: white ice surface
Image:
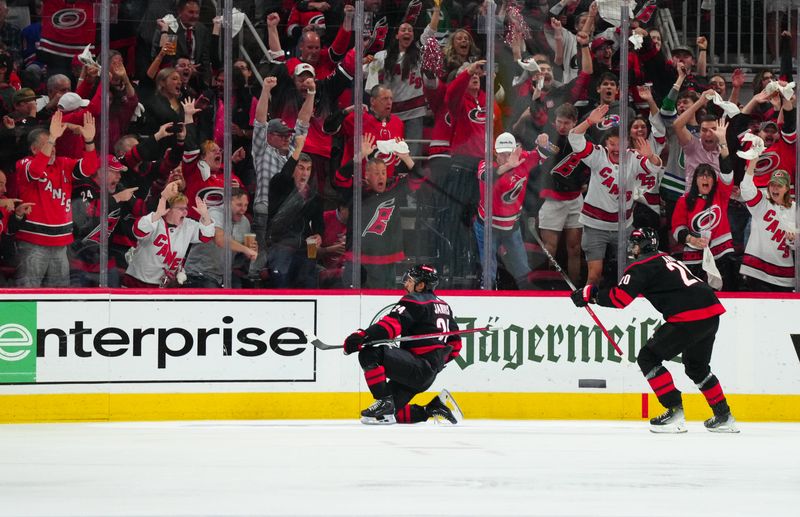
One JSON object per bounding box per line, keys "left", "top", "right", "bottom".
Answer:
{"left": 1, "top": 419, "right": 797, "bottom": 517}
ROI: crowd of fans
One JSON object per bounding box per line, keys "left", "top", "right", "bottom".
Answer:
{"left": 0, "top": 0, "right": 796, "bottom": 292}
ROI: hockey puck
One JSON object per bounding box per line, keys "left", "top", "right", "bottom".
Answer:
{"left": 578, "top": 379, "right": 607, "bottom": 389}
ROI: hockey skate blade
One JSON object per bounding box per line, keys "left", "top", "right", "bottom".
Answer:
{"left": 360, "top": 415, "right": 396, "bottom": 425}
{"left": 706, "top": 426, "right": 740, "bottom": 433}
{"left": 706, "top": 422, "right": 740, "bottom": 433}
{"left": 649, "top": 423, "right": 688, "bottom": 434}
{"left": 439, "top": 389, "right": 464, "bottom": 423}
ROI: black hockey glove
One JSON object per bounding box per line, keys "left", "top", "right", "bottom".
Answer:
{"left": 570, "top": 285, "right": 597, "bottom": 308}
{"left": 343, "top": 330, "right": 368, "bottom": 355}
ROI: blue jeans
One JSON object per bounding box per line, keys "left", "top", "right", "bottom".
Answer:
{"left": 266, "top": 244, "right": 318, "bottom": 288}
{"left": 473, "top": 220, "right": 531, "bottom": 289}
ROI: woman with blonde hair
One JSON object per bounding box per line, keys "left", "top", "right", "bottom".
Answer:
{"left": 143, "top": 67, "right": 185, "bottom": 137}
{"left": 739, "top": 152, "right": 796, "bottom": 292}
{"left": 443, "top": 28, "right": 480, "bottom": 82}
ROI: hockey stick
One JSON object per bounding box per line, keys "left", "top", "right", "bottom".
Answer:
{"left": 529, "top": 228, "right": 623, "bottom": 356}
{"left": 306, "top": 326, "right": 503, "bottom": 351}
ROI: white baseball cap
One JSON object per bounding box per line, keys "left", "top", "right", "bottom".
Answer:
{"left": 494, "top": 132, "right": 517, "bottom": 154}
{"left": 293, "top": 62, "right": 316, "bottom": 78}
{"left": 58, "top": 92, "right": 90, "bottom": 112}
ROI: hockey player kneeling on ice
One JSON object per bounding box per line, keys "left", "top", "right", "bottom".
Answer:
{"left": 571, "top": 228, "right": 739, "bottom": 433}
{"left": 343, "top": 264, "right": 464, "bottom": 425}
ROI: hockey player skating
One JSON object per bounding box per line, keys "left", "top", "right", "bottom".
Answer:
{"left": 342, "top": 264, "right": 463, "bottom": 425}
{"left": 571, "top": 228, "right": 739, "bottom": 433}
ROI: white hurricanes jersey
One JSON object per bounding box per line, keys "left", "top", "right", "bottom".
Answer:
{"left": 739, "top": 173, "right": 796, "bottom": 288}
{"left": 568, "top": 131, "right": 664, "bottom": 231}
{"left": 126, "top": 213, "right": 215, "bottom": 284}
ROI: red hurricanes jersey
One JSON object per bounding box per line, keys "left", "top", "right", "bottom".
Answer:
{"left": 286, "top": 8, "right": 326, "bottom": 37}
{"left": 671, "top": 173, "right": 735, "bottom": 265}
{"left": 15, "top": 150, "right": 98, "bottom": 246}
{"left": 446, "top": 70, "right": 487, "bottom": 158}
{"left": 182, "top": 148, "right": 242, "bottom": 213}
{"left": 40, "top": 0, "right": 103, "bottom": 59}
{"left": 477, "top": 150, "right": 542, "bottom": 230}
{"left": 341, "top": 111, "right": 405, "bottom": 177}
{"left": 748, "top": 128, "right": 796, "bottom": 190}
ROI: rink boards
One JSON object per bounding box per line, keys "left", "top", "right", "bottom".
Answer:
{"left": 0, "top": 290, "right": 799, "bottom": 422}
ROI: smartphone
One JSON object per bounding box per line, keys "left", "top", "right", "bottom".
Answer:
{"left": 167, "top": 122, "right": 184, "bottom": 134}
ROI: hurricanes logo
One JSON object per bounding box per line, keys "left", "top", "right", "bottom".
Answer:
{"left": 52, "top": 9, "right": 88, "bottom": 30}
{"left": 309, "top": 14, "right": 326, "bottom": 27}
{"left": 754, "top": 151, "right": 781, "bottom": 178}
{"left": 595, "top": 114, "right": 620, "bottom": 130}
{"left": 365, "top": 16, "right": 389, "bottom": 51}
{"left": 468, "top": 107, "right": 486, "bottom": 124}
{"left": 197, "top": 186, "right": 229, "bottom": 207}
{"left": 376, "top": 151, "right": 401, "bottom": 167}
{"left": 691, "top": 205, "right": 722, "bottom": 232}
{"left": 84, "top": 208, "right": 122, "bottom": 243}
{"left": 363, "top": 198, "right": 396, "bottom": 236}
{"left": 501, "top": 177, "right": 527, "bottom": 204}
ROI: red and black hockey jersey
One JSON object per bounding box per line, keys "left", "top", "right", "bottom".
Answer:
{"left": 363, "top": 291, "right": 462, "bottom": 363}
{"left": 596, "top": 252, "right": 726, "bottom": 323}
{"left": 537, "top": 133, "right": 590, "bottom": 201}
{"left": 39, "top": 1, "right": 107, "bottom": 59}
{"left": 334, "top": 156, "right": 422, "bottom": 266}
{"left": 339, "top": 110, "right": 405, "bottom": 177}
{"left": 69, "top": 177, "right": 132, "bottom": 273}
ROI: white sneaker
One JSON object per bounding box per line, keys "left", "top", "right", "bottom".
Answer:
{"left": 649, "top": 405, "right": 687, "bottom": 434}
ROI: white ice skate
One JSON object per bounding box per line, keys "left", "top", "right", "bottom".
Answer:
{"left": 704, "top": 412, "right": 740, "bottom": 433}
{"left": 649, "top": 405, "right": 687, "bottom": 434}
{"left": 360, "top": 397, "right": 396, "bottom": 425}
{"left": 437, "top": 389, "right": 464, "bottom": 424}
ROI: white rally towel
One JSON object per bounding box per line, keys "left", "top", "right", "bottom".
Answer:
{"left": 702, "top": 247, "right": 723, "bottom": 290}
{"left": 596, "top": 0, "right": 636, "bottom": 27}
{"left": 736, "top": 133, "right": 765, "bottom": 160}
{"left": 376, "top": 139, "right": 410, "bottom": 156}
{"left": 161, "top": 14, "right": 179, "bottom": 33}
{"left": 78, "top": 45, "right": 100, "bottom": 71}
{"left": 764, "top": 80, "right": 796, "bottom": 100}
{"left": 514, "top": 58, "right": 544, "bottom": 89}
{"left": 629, "top": 33, "right": 644, "bottom": 50}
{"left": 213, "top": 9, "right": 246, "bottom": 38}
{"left": 704, "top": 91, "right": 740, "bottom": 118}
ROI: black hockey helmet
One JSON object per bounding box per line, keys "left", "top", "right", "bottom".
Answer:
{"left": 628, "top": 227, "right": 659, "bottom": 258}
{"left": 402, "top": 264, "right": 439, "bottom": 291}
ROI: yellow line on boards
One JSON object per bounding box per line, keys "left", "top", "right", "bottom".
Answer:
{"left": 0, "top": 393, "right": 798, "bottom": 423}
